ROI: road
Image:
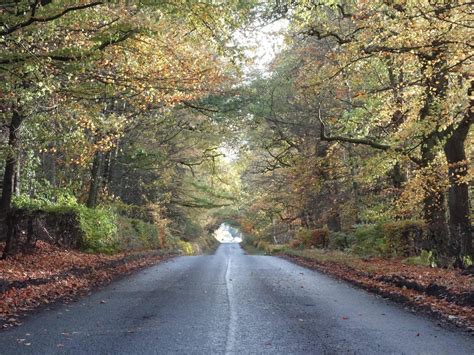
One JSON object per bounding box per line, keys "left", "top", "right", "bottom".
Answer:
{"left": 1, "top": 243, "right": 472, "bottom": 354}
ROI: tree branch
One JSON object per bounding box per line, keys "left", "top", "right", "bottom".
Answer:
{"left": 1, "top": 1, "right": 104, "bottom": 36}
{"left": 0, "top": 29, "right": 136, "bottom": 64}
{"left": 318, "top": 106, "right": 390, "bottom": 150}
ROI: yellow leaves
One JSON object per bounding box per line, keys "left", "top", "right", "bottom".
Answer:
{"left": 77, "top": 116, "right": 96, "bottom": 133}
{"left": 96, "top": 27, "right": 226, "bottom": 109}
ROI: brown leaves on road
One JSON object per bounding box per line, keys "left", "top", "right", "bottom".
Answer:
{"left": 0, "top": 241, "right": 173, "bottom": 328}
{"left": 281, "top": 253, "right": 473, "bottom": 331}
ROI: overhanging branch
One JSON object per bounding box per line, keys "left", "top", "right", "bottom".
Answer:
{"left": 318, "top": 106, "right": 423, "bottom": 165}
{"left": 318, "top": 106, "right": 390, "bottom": 150}
{"left": 1, "top": 1, "right": 103, "bottom": 36}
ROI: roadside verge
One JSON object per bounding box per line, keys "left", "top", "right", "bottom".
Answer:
{"left": 244, "top": 245, "right": 473, "bottom": 331}
{"left": 0, "top": 241, "right": 177, "bottom": 329}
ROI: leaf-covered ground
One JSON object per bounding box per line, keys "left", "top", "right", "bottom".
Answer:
{"left": 0, "top": 242, "right": 174, "bottom": 329}
{"left": 280, "top": 249, "right": 473, "bottom": 331}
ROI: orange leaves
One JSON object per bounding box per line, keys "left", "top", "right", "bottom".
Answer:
{"left": 0, "top": 241, "right": 171, "bottom": 326}
{"left": 97, "top": 25, "right": 227, "bottom": 111}
{"left": 284, "top": 252, "right": 474, "bottom": 330}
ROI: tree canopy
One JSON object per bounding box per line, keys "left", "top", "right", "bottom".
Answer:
{"left": 0, "top": 0, "right": 472, "bottom": 267}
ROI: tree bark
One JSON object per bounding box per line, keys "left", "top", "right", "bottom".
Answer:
{"left": 443, "top": 86, "right": 473, "bottom": 266}
{"left": 86, "top": 151, "right": 104, "bottom": 208}
{"left": 0, "top": 110, "right": 23, "bottom": 213}
{"left": 1, "top": 110, "right": 23, "bottom": 255}
{"left": 14, "top": 152, "right": 21, "bottom": 196}
{"left": 390, "top": 162, "right": 405, "bottom": 189}
{"left": 42, "top": 149, "right": 57, "bottom": 189}
{"left": 420, "top": 135, "right": 450, "bottom": 265}
{"left": 417, "top": 50, "right": 451, "bottom": 265}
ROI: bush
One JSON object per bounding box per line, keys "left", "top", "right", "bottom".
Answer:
{"left": 116, "top": 217, "right": 162, "bottom": 251}
{"left": 242, "top": 233, "right": 256, "bottom": 248}
{"left": 193, "top": 235, "right": 219, "bottom": 254}
{"left": 328, "top": 231, "right": 354, "bottom": 251}
{"left": 288, "top": 239, "right": 304, "bottom": 249}
{"left": 352, "top": 221, "right": 426, "bottom": 258}
{"left": 113, "top": 201, "right": 151, "bottom": 221}
{"left": 295, "top": 228, "right": 329, "bottom": 248}
{"left": 267, "top": 244, "right": 287, "bottom": 254}
{"left": 295, "top": 228, "right": 312, "bottom": 247}
{"left": 381, "top": 220, "right": 426, "bottom": 257}
{"left": 352, "top": 224, "right": 388, "bottom": 257}
{"left": 79, "top": 206, "right": 118, "bottom": 254}
{"left": 257, "top": 240, "right": 271, "bottom": 250}
{"left": 13, "top": 191, "right": 79, "bottom": 210}
{"left": 311, "top": 228, "right": 329, "bottom": 248}
{"left": 403, "top": 250, "right": 434, "bottom": 267}
{"left": 177, "top": 240, "right": 194, "bottom": 255}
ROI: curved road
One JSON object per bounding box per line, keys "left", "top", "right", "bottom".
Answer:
{"left": 1, "top": 244, "right": 473, "bottom": 354}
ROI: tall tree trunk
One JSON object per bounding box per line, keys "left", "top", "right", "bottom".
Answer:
{"left": 14, "top": 152, "right": 21, "bottom": 196}
{"left": 390, "top": 162, "right": 405, "bottom": 189}
{"left": 420, "top": 136, "right": 450, "bottom": 266}
{"left": 1, "top": 110, "right": 23, "bottom": 214}
{"left": 417, "top": 51, "right": 451, "bottom": 265}
{"left": 101, "top": 150, "right": 111, "bottom": 189}
{"left": 348, "top": 151, "right": 361, "bottom": 224}
{"left": 42, "top": 149, "right": 57, "bottom": 189}
{"left": 1, "top": 110, "right": 23, "bottom": 256}
{"left": 86, "top": 151, "right": 104, "bottom": 208}
{"left": 108, "top": 142, "right": 120, "bottom": 185}
{"left": 443, "top": 83, "right": 473, "bottom": 267}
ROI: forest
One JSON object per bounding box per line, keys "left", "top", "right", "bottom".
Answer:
{"left": 0, "top": 0, "right": 472, "bottom": 329}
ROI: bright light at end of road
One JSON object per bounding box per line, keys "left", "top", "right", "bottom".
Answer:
{"left": 214, "top": 223, "right": 242, "bottom": 243}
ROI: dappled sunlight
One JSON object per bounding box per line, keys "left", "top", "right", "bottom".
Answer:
{"left": 213, "top": 223, "right": 242, "bottom": 244}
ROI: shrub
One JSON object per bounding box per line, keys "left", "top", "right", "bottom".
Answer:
{"left": 288, "top": 239, "right": 304, "bottom": 249}
{"left": 113, "top": 201, "right": 151, "bottom": 221}
{"left": 352, "top": 224, "right": 388, "bottom": 258}
{"left": 311, "top": 228, "right": 329, "bottom": 248}
{"left": 242, "top": 233, "right": 256, "bottom": 247}
{"left": 13, "top": 194, "right": 119, "bottom": 253}
{"left": 177, "top": 240, "right": 194, "bottom": 255}
{"left": 295, "top": 228, "right": 329, "bottom": 248}
{"left": 267, "top": 244, "right": 287, "bottom": 254}
{"left": 79, "top": 206, "right": 118, "bottom": 254}
{"left": 295, "top": 228, "right": 313, "bottom": 247}
{"left": 257, "top": 240, "right": 271, "bottom": 250}
{"left": 13, "top": 191, "right": 79, "bottom": 210}
{"left": 116, "top": 217, "right": 162, "bottom": 250}
{"left": 381, "top": 220, "right": 426, "bottom": 257}
{"left": 403, "top": 250, "right": 434, "bottom": 267}
{"left": 328, "top": 231, "right": 354, "bottom": 251}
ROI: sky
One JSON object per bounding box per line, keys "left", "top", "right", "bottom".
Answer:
{"left": 218, "top": 19, "right": 289, "bottom": 163}
{"left": 235, "top": 18, "right": 289, "bottom": 74}
{"left": 214, "top": 223, "right": 243, "bottom": 243}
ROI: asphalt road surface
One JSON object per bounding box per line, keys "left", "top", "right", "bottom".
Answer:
{"left": 1, "top": 243, "right": 473, "bottom": 354}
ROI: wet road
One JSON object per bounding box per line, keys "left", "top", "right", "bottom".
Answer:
{"left": 1, "top": 243, "right": 473, "bottom": 354}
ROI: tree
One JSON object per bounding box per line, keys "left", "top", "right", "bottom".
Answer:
{"left": 281, "top": 0, "right": 472, "bottom": 265}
